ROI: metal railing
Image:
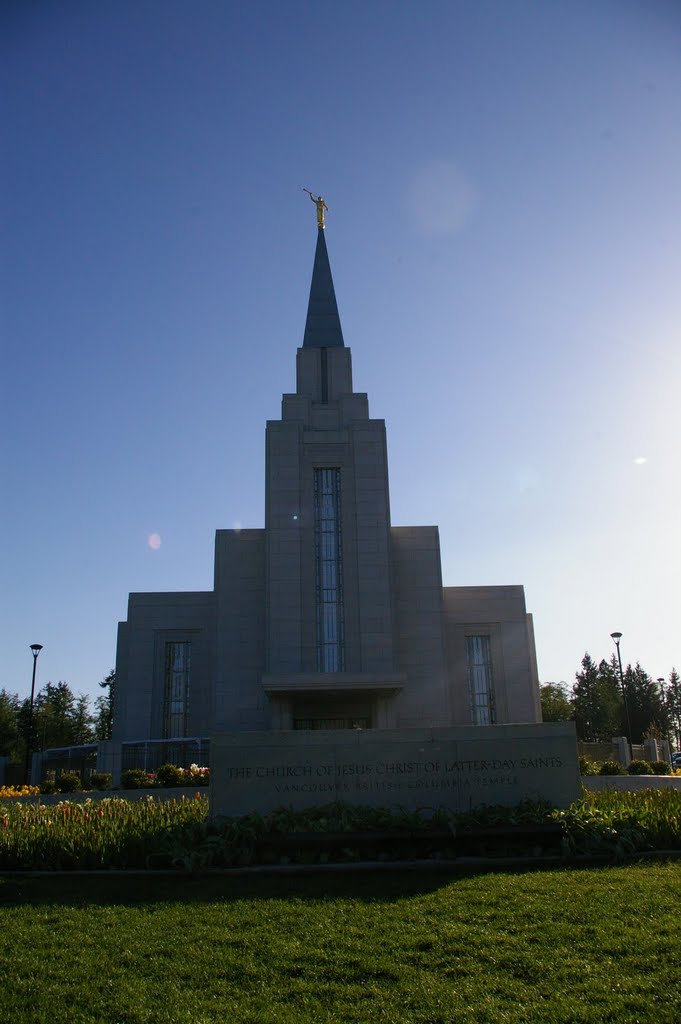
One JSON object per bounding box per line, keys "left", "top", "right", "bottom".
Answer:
{"left": 121, "top": 737, "right": 210, "bottom": 773}
{"left": 33, "top": 738, "right": 211, "bottom": 784}
{"left": 39, "top": 744, "right": 98, "bottom": 783}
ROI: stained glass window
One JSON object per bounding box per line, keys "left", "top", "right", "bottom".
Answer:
{"left": 163, "top": 641, "right": 191, "bottom": 738}
{"left": 466, "top": 635, "right": 496, "bottom": 725}
{"left": 314, "top": 468, "right": 345, "bottom": 672}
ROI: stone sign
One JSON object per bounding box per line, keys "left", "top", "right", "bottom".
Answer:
{"left": 210, "top": 723, "right": 580, "bottom": 818}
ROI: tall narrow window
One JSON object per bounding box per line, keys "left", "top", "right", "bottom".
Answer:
{"left": 466, "top": 635, "right": 496, "bottom": 725}
{"left": 163, "top": 641, "right": 191, "bottom": 737}
{"left": 314, "top": 468, "right": 345, "bottom": 671}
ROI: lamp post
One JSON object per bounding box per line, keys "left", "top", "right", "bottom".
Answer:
{"left": 657, "top": 678, "right": 670, "bottom": 750}
{"left": 610, "top": 632, "right": 632, "bottom": 745}
{"left": 24, "top": 644, "right": 43, "bottom": 784}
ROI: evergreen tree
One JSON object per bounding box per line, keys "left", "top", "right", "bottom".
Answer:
{"left": 16, "top": 698, "right": 32, "bottom": 765}
{"left": 95, "top": 670, "right": 116, "bottom": 740}
{"left": 0, "top": 689, "right": 20, "bottom": 759}
{"left": 663, "top": 668, "right": 681, "bottom": 749}
{"left": 34, "top": 682, "right": 77, "bottom": 749}
{"left": 25, "top": 682, "right": 95, "bottom": 750}
{"left": 72, "top": 694, "right": 96, "bottom": 746}
{"left": 622, "top": 662, "right": 669, "bottom": 744}
{"left": 571, "top": 653, "right": 621, "bottom": 741}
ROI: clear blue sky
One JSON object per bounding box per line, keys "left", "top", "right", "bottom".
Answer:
{"left": 2, "top": 0, "right": 680, "bottom": 707}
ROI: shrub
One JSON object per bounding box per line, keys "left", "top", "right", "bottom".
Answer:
{"left": 579, "top": 756, "right": 600, "bottom": 776}
{"left": 599, "top": 760, "right": 626, "bottom": 776}
{"left": 628, "top": 760, "right": 653, "bottom": 776}
{"left": 90, "top": 772, "right": 112, "bottom": 790}
{"left": 650, "top": 760, "right": 671, "bottom": 775}
{"left": 39, "top": 780, "right": 58, "bottom": 795}
{"left": 155, "top": 764, "right": 185, "bottom": 787}
{"left": 57, "top": 771, "right": 82, "bottom": 793}
{"left": 121, "top": 769, "right": 149, "bottom": 790}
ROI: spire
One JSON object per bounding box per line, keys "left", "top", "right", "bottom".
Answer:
{"left": 303, "top": 228, "right": 345, "bottom": 348}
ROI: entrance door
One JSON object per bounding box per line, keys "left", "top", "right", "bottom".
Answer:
{"left": 292, "top": 695, "right": 372, "bottom": 730}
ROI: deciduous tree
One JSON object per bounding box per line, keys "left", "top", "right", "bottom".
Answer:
{"left": 540, "top": 683, "right": 572, "bottom": 722}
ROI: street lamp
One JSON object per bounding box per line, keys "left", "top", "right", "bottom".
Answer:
{"left": 657, "top": 678, "right": 671, "bottom": 749}
{"left": 610, "top": 632, "right": 632, "bottom": 745}
{"left": 24, "top": 644, "right": 43, "bottom": 784}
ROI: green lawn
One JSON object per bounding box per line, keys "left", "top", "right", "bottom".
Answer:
{"left": 1, "top": 862, "right": 679, "bottom": 1024}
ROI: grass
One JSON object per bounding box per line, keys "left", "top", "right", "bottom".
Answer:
{"left": 0, "top": 862, "right": 679, "bottom": 1023}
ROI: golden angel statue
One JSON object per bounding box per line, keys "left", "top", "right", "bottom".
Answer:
{"left": 303, "top": 188, "right": 328, "bottom": 228}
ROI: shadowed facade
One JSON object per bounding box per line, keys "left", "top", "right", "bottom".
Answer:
{"left": 113, "top": 227, "right": 541, "bottom": 742}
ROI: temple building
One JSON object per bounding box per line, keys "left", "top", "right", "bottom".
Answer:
{"left": 113, "top": 213, "right": 541, "bottom": 745}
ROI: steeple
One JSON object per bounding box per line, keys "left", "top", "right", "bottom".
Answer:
{"left": 302, "top": 228, "right": 345, "bottom": 348}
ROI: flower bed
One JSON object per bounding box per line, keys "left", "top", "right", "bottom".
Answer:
{"left": 0, "top": 789, "right": 679, "bottom": 872}
{"left": 0, "top": 794, "right": 208, "bottom": 870}
{"left": 35, "top": 763, "right": 211, "bottom": 795}
{"left": 5, "top": 788, "right": 203, "bottom": 806}
{"left": 0, "top": 786, "right": 40, "bottom": 799}
{"left": 119, "top": 763, "right": 210, "bottom": 790}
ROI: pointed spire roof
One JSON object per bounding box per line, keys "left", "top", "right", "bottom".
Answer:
{"left": 303, "top": 228, "right": 345, "bottom": 348}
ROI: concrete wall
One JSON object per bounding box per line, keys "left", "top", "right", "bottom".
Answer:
{"left": 265, "top": 345, "right": 396, "bottom": 678}
{"left": 211, "top": 722, "right": 581, "bottom": 818}
{"left": 347, "top": 419, "right": 395, "bottom": 673}
{"left": 265, "top": 418, "right": 305, "bottom": 673}
{"left": 391, "top": 526, "right": 449, "bottom": 727}
{"left": 582, "top": 776, "right": 681, "bottom": 792}
{"left": 214, "top": 528, "right": 267, "bottom": 730}
{"left": 443, "top": 585, "right": 541, "bottom": 725}
{"left": 113, "top": 591, "right": 214, "bottom": 741}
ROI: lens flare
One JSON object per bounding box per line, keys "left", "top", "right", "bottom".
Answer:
{"left": 406, "top": 159, "right": 478, "bottom": 236}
